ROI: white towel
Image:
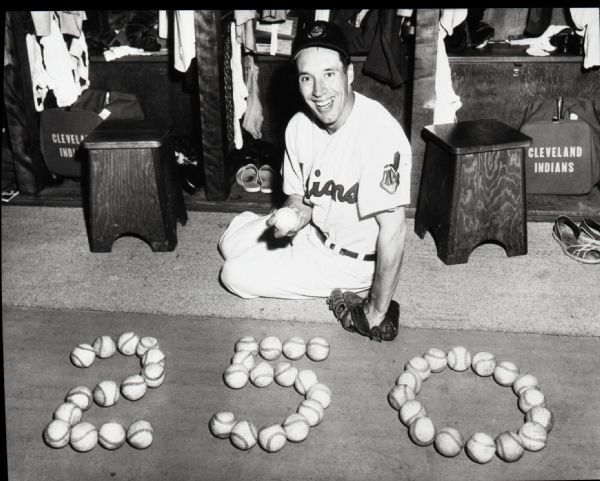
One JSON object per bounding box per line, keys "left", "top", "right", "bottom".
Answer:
{"left": 173, "top": 10, "right": 196, "bottom": 73}
{"left": 231, "top": 22, "right": 249, "bottom": 149}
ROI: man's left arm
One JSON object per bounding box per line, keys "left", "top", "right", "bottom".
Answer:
{"left": 363, "top": 206, "right": 407, "bottom": 325}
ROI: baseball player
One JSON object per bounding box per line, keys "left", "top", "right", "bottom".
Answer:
{"left": 219, "top": 21, "right": 411, "bottom": 341}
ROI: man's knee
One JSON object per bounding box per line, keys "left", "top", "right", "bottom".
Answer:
{"left": 220, "top": 258, "right": 258, "bottom": 299}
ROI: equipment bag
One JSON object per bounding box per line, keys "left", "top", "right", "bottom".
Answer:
{"left": 519, "top": 97, "right": 600, "bottom": 195}
{"left": 40, "top": 89, "right": 144, "bottom": 178}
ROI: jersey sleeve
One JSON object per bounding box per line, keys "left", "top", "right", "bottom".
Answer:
{"left": 357, "top": 123, "right": 412, "bottom": 218}
{"left": 281, "top": 116, "right": 306, "bottom": 197}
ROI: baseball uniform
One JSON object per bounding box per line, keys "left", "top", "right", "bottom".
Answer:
{"left": 219, "top": 91, "right": 411, "bottom": 299}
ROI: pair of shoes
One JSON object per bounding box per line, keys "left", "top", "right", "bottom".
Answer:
{"left": 552, "top": 216, "right": 600, "bottom": 264}
{"left": 235, "top": 163, "right": 276, "bottom": 193}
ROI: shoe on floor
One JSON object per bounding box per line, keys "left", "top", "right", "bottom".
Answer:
{"left": 580, "top": 217, "right": 600, "bottom": 245}
{"left": 258, "top": 165, "right": 276, "bottom": 194}
{"left": 552, "top": 215, "right": 600, "bottom": 264}
{"left": 235, "top": 164, "right": 260, "bottom": 193}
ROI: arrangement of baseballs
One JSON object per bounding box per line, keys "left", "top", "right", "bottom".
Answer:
{"left": 389, "top": 346, "right": 553, "bottom": 464}
{"left": 210, "top": 335, "right": 331, "bottom": 453}
{"left": 43, "top": 332, "right": 161, "bottom": 452}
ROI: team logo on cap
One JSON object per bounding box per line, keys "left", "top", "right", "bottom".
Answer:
{"left": 308, "top": 25, "right": 325, "bottom": 38}
{"left": 380, "top": 152, "right": 401, "bottom": 194}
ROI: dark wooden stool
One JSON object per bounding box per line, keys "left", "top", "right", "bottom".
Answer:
{"left": 83, "top": 119, "right": 188, "bottom": 253}
{"left": 415, "top": 119, "right": 532, "bottom": 265}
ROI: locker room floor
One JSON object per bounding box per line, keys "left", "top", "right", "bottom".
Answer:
{"left": 3, "top": 306, "right": 599, "bottom": 481}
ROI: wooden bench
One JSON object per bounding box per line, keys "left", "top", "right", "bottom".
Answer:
{"left": 83, "top": 119, "right": 187, "bottom": 252}
{"left": 415, "top": 119, "right": 532, "bottom": 264}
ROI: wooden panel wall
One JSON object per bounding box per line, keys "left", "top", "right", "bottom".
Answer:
{"left": 88, "top": 59, "right": 197, "bottom": 138}
{"left": 451, "top": 62, "right": 600, "bottom": 128}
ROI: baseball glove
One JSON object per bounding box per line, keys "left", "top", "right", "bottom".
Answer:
{"left": 326, "top": 289, "right": 400, "bottom": 342}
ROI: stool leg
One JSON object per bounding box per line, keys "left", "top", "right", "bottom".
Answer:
{"left": 89, "top": 234, "right": 115, "bottom": 253}
{"left": 415, "top": 143, "right": 455, "bottom": 259}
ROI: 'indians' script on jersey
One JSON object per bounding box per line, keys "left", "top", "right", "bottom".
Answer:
{"left": 282, "top": 92, "right": 412, "bottom": 254}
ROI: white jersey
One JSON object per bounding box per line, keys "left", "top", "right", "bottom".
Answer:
{"left": 282, "top": 91, "right": 411, "bottom": 255}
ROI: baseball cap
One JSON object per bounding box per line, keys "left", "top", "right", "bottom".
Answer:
{"left": 291, "top": 20, "right": 351, "bottom": 62}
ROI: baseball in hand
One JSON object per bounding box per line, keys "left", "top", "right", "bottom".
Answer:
{"left": 273, "top": 207, "right": 299, "bottom": 232}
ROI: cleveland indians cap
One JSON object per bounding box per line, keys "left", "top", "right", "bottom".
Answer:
{"left": 291, "top": 20, "right": 351, "bottom": 62}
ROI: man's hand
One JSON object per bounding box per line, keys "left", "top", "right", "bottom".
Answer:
{"left": 267, "top": 194, "right": 313, "bottom": 239}
{"left": 327, "top": 290, "right": 400, "bottom": 342}
{"left": 266, "top": 208, "right": 302, "bottom": 238}
{"left": 362, "top": 298, "right": 387, "bottom": 326}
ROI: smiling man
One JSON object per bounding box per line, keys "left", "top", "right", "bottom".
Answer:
{"left": 218, "top": 21, "right": 411, "bottom": 342}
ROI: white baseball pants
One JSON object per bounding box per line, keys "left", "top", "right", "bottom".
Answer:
{"left": 218, "top": 212, "right": 375, "bottom": 299}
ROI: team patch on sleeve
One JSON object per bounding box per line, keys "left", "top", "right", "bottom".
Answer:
{"left": 379, "top": 151, "right": 401, "bottom": 194}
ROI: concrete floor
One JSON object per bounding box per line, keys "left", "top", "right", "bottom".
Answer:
{"left": 3, "top": 306, "right": 600, "bottom": 481}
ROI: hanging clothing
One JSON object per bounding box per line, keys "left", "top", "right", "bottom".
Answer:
{"left": 25, "top": 34, "right": 50, "bottom": 111}
{"left": 434, "top": 9, "right": 467, "bottom": 124}
{"left": 261, "top": 10, "right": 289, "bottom": 23}
{"left": 69, "top": 34, "right": 90, "bottom": 93}
{"left": 314, "top": 10, "right": 331, "bottom": 22}
{"left": 330, "top": 9, "right": 378, "bottom": 55}
{"left": 242, "top": 55, "right": 263, "bottom": 140}
{"left": 524, "top": 8, "right": 554, "bottom": 37}
{"left": 363, "top": 9, "right": 408, "bottom": 88}
{"left": 30, "top": 11, "right": 52, "bottom": 36}
{"left": 234, "top": 10, "right": 257, "bottom": 52}
{"left": 570, "top": 8, "right": 600, "bottom": 69}
{"left": 230, "top": 22, "right": 249, "bottom": 149}
{"left": 158, "top": 10, "right": 169, "bottom": 39}
{"left": 31, "top": 11, "right": 86, "bottom": 37}
{"left": 57, "top": 11, "right": 86, "bottom": 37}
{"left": 39, "top": 13, "right": 81, "bottom": 108}
{"left": 173, "top": 10, "right": 196, "bottom": 73}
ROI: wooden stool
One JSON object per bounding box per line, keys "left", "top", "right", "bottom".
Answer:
{"left": 415, "top": 119, "right": 532, "bottom": 265}
{"left": 83, "top": 119, "right": 188, "bottom": 253}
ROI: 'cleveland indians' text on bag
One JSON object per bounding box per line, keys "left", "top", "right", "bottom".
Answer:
{"left": 520, "top": 97, "right": 600, "bottom": 195}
